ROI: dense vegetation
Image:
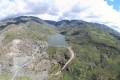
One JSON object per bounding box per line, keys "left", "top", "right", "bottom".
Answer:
{"left": 47, "top": 20, "right": 120, "bottom": 80}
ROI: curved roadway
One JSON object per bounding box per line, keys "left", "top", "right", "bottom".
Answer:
{"left": 52, "top": 46, "right": 75, "bottom": 76}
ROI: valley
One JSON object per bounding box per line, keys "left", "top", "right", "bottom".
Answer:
{"left": 0, "top": 16, "right": 120, "bottom": 80}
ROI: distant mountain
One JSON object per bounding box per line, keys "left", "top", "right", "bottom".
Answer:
{"left": 0, "top": 16, "right": 52, "bottom": 30}
{"left": 45, "top": 20, "right": 120, "bottom": 39}
{"left": 45, "top": 20, "right": 86, "bottom": 27}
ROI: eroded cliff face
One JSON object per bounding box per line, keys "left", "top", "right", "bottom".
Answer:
{"left": 0, "top": 38, "right": 51, "bottom": 80}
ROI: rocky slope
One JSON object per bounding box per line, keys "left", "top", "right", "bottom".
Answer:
{"left": 0, "top": 16, "right": 57, "bottom": 80}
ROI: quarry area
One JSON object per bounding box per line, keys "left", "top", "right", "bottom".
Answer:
{"left": 0, "top": 38, "right": 50, "bottom": 80}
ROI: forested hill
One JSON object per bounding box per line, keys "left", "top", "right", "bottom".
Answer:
{"left": 46, "top": 19, "right": 120, "bottom": 80}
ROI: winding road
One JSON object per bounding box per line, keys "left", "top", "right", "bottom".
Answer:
{"left": 61, "top": 47, "right": 75, "bottom": 70}
{"left": 52, "top": 46, "right": 75, "bottom": 76}
{"left": 11, "top": 46, "right": 75, "bottom": 79}
{"left": 10, "top": 48, "right": 38, "bottom": 80}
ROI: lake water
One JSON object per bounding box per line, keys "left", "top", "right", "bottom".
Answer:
{"left": 48, "top": 34, "right": 68, "bottom": 47}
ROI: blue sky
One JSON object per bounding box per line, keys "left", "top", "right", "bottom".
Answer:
{"left": 105, "top": 0, "right": 120, "bottom": 11}
{"left": 0, "top": 0, "right": 120, "bottom": 32}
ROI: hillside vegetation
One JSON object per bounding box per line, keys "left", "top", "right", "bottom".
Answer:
{"left": 0, "top": 16, "right": 57, "bottom": 44}
{"left": 0, "top": 16, "right": 120, "bottom": 80}
{"left": 47, "top": 20, "right": 120, "bottom": 80}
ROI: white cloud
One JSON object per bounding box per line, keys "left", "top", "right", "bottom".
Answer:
{"left": 0, "top": 0, "right": 120, "bottom": 32}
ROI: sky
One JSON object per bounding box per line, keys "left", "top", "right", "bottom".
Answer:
{"left": 0, "top": 0, "right": 120, "bottom": 32}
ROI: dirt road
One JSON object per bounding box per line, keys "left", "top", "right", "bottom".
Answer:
{"left": 61, "top": 47, "right": 75, "bottom": 70}
{"left": 10, "top": 48, "right": 38, "bottom": 80}
{"left": 51, "top": 46, "right": 75, "bottom": 76}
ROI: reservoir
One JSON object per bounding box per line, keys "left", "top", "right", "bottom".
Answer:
{"left": 48, "top": 34, "right": 68, "bottom": 47}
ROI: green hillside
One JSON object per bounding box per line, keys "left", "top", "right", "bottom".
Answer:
{"left": 47, "top": 20, "right": 120, "bottom": 80}
{"left": 0, "top": 16, "right": 57, "bottom": 44}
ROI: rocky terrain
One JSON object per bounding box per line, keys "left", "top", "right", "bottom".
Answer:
{"left": 0, "top": 38, "right": 50, "bottom": 80}
{"left": 0, "top": 16, "right": 57, "bottom": 80}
